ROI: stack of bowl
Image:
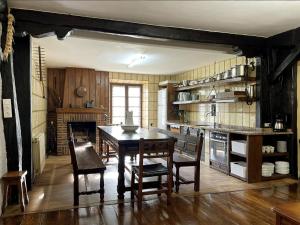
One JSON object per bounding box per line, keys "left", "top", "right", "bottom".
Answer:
{"left": 275, "top": 161, "right": 289, "bottom": 175}
{"left": 262, "top": 162, "right": 274, "bottom": 177}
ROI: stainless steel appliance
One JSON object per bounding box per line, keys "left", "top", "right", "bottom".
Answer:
{"left": 209, "top": 131, "right": 229, "bottom": 174}
{"left": 273, "top": 114, "right": 287, "bottom": 132}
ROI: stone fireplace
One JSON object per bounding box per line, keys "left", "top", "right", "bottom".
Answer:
{"left": 56, "top": 108, "right": 104, "bottom": 155}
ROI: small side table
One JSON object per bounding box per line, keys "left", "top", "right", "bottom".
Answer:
{"left": 273, "top": 202, "right": 300, "bottom": 225}
{"left": 1, "top": 171, "right": 29, "bottom": 213}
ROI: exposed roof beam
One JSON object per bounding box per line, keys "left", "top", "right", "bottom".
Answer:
{"left": 268, "top": 27, "right": 300, "bottom": 47}
{"left": 272, "top": 45, "right": 300, "bottom": 82}
{"left": 11, "top": 8, "right": 265, "bottom": 47}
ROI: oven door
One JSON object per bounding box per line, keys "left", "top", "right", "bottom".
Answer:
{"left": 210, "top": 138, "right": 227, "bottom": 164}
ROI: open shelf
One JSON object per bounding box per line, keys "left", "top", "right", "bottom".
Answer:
{"left": 173, "top": 97, "right": 255, "bottom": 105}
{"left": 262, "top": 152, "right": 288, "bottom": 158}
{"left": 230, "top": 172, "right": 248, "bottom": 182}
{"left": 175, "top": 77, "right": 256, "bottom": 92}
{"left": 173, "top": 100, "right": 212, "bottom": 105}
{"left": 230, "top": 151, "right": 247, "bottom": 158}
{"left": 261, "top": 173, "right": 290, "bottom": 181}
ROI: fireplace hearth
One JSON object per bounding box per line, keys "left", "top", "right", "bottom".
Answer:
{"left": 68, "top": 121, "right": 96, "bottom": 143}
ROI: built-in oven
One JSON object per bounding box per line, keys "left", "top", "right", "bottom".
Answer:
{"left": 209, "top": 131, "right": 229, "bottom": 174}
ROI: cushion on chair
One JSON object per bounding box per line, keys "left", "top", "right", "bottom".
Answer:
{"left": 132, "top": 163, "right": 169, "bottom": 177}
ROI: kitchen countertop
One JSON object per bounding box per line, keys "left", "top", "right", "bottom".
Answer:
{"left": 166, "top": 120, "right": 293, "bottom": 136}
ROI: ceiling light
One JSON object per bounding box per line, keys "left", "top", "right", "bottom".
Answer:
{"left": 128, "top": 54, "right": 146, "bottom": 68}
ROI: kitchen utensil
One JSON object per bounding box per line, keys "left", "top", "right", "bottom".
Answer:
{"left": 216, "top": 73, "right": 224, "bottom": 81}
{"left": 182, "top": 80, "right": 190, "bottom": 86}
{"left": 223, "top": 70, "right": 231, "bottom": 79}
{"left": 191, "top": 94, "right": 199, "bottom": 101}
{"left": 189, "top": 80, "right": 197, "bottom": 86}
{"left": 183, "top": 92, "right": 191, "bottom": 101}
{"left": 231, "top": 67, "right": 237, "bottom": 78}
{"left": 277, "top": 141, "right": 287, "bottom": 153}
{"left": 273, "top": 114, "right": 287, "bottom": 132}
{"left": 246, "top": 84, "right": 256, "bottom": 98}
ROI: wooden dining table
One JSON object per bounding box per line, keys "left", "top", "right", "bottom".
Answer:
{"left": 97, "top": 126, "right": 174, "bottom": 199}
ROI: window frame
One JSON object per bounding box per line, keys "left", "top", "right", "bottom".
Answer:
{"left": 110, "top": 83, "right": 143, "bottom": 126}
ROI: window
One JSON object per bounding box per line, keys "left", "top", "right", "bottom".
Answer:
{"left": 111, "top": 84, "right": 142, "bottom": 126}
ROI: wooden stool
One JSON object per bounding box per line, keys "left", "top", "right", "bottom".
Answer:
{"left": 1, "top": 171, "right": 29, "bottom": 213}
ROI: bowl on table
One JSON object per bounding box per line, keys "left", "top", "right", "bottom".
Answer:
{"left": 121, "top": 125, "right": 139, "bottom": 132}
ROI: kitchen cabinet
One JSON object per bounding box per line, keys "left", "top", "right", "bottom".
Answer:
{"left": 229, "top": 132, "right": 293, "bottom": 182}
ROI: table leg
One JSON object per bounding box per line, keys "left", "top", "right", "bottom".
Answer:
{"left": 99, "top": 130, "right": 103, "bottom": 157}
{"left": 117, "top": 145, "right": 125, "bottom": 199}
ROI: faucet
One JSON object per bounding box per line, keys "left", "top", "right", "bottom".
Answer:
{"left": 205, "top": 104, "right": 217, "bottom": 128}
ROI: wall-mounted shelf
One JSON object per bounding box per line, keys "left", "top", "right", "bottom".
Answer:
{"left": 175, "top": 77, "right": 256, "bottom": 92}
{"left": 173, "top": 97, "right": 255, "bottom": 105}
{"left": 261, "top": 174, "right": 290, "bottom": 181}
{"left": 262, "top": 152, "right": 288, "bottom": 158}
{"left": 173, "top": 100, "right": 212, "bottom": 105}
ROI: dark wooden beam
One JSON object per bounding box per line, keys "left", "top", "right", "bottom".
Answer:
{"left": 11, "top": 8, "right": 265, "bottom": 47}
{"left": 13, "top": 36, "right": 32, "bottom": 189}
{"left": 0, "top": 0, "right": 7, "bottom": 20}
{"left": 268, "top": 27, "right": 300, "bottom": 47}
{"left": 272, "top": 45, "right": 300, "bottom": 82}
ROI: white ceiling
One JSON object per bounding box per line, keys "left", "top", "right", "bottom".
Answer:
{"left": 9, "top": 1, "right": 300, "bottom": 37}
{"left": 33, "top": 35, "right": 233, "bottom": 75}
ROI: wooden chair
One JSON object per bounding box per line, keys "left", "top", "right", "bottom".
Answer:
{"left": 1, "top": 171, "right": 29, "bottom": 213}
{"left": 68, "top": 137, "right": 106, "bottom": 205}
{"left": 131, "top": 138, "right": 175, "bottom": 209}
{"left": 173, "top": 133, "right": 204, "bottom": 192}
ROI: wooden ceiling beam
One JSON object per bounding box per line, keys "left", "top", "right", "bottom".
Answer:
{"left": 11, "top": 8, "right": 265, "bottom": 48}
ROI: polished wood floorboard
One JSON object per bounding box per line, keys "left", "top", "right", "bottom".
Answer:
{"left": 2, "top": 184, "right": 300, "bottom": 225}
{"left": 1, "top": 155, "right": 298, "bottom": 218}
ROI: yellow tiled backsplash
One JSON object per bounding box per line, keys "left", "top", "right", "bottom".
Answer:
{"left": 109, "top": 56, "right": 257, "bottom": 128}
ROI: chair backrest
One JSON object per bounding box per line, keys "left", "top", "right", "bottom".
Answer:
{"left": 68, "top": 137, "right": 78, "bottom": 173}
{"left": 195, "top": 133, "right": 204, "bottom": 163}
{"left": 138, "top": 138, "right": 175, "bottom": 168}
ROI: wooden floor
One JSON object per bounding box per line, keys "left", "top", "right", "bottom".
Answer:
{"left": 2, "top": 183, "right": 300, "bottom": 225}
{"left": 1, "top": 155, "right": 299, "bottom": 224}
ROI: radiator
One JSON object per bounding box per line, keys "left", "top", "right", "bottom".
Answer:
{"left": 32, "top": 133, "right": 46, "bottom": 179}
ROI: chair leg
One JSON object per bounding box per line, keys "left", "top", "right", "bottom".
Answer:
{"left": 167, "top": 169, "right": 172, "bottom": 205}
{"left": 18, "top": 181, "right": 25, "bottom": 212}
{"left": 175, "top": 166, "right": 180, "bottom": 193}
{"left": 131, "top": 171, "right": 135, "bottom": 206}
{"left": 194, "top": 165, "right": 200, "bottom": 192}
{"left": 137, "top": 176, "right": 143, "bottom": 210}
{"left": 106, "top": 144, "right": 109, "bottom": 162}
{"left": 157, "top": 175, "right": 162, "bottom": 197}
{"left": 23, "top": 178, "right": 29, "bottom": 204}
{"left": 1, "top": 183, "right": 8, "bottom": 214}
{"left": 100, "top": 172, "right": 105, "bottom": 202}
{"left": 74, "top": 175, "right": 79, "bottom": 206}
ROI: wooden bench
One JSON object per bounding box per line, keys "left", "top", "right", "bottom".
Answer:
{"left": 68, "top": 139, "right": 106, "bottom": 205}
{"left": 273, "top": 202, "right": 300, "bottom": 225}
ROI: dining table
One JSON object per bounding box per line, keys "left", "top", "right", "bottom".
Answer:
{"left": 97, "top": 126, "right": 174, "bottom": 199}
